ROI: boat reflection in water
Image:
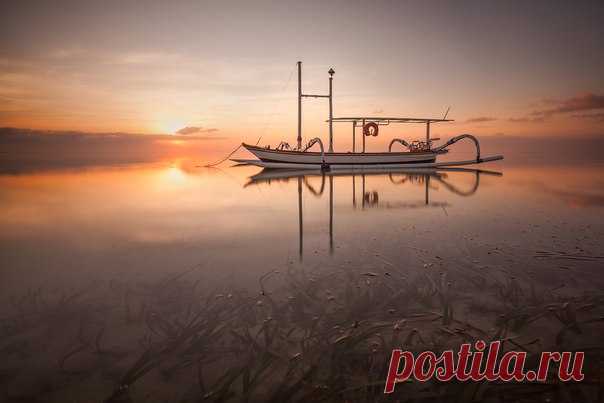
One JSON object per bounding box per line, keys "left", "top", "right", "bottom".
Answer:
{"left": 244, "top": 167, "right": 502, "bottom": 260}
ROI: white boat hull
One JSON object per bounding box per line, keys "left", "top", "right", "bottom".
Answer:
{"left": 232, "top": 155, "right": 504, "bottom": 170}
{"left": 242, "top": 143, "right": 437, "bottom": 165}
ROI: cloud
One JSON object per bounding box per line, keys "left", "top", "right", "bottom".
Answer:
{"left": 508, "top": 92, "right": 604, "bottom": 124}
{"left": 571, "top": 112, "right": 604, "bottom": 122}
{"left": 465, "top": 116, "right": 497, "bottom": 123}
{"left": 175, "top": 126, "right": 219, "bottom": 135}
{"left": 0, "top": 127, "right": 222, "bottom": 144}
{"left": 508, "top": 116, "right": 546, "bottom": 123}
{"left": 531, "top": 93, "right": 604, "bottom": 118}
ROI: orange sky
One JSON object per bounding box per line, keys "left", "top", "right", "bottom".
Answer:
{"left": 1, "top": 1, "right": 603, "bottom": 145}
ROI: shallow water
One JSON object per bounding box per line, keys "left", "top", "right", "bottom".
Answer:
{"left": 1, "top": 137, "right": 604, "bottom": 401}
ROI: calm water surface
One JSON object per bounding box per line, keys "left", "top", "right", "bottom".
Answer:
{"left": 1, "top": 139, "right": 603, "bottom": 293}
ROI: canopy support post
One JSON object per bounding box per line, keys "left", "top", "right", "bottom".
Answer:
{"left": 352, "top": 120, "right": 356, "bottom": 153}
{"left": 362, "top": 118, "right": 366, "bottom": 153}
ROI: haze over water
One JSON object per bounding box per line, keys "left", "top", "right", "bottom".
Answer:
{"left": 2, "top": 136, "right": 603, "bottom": 293}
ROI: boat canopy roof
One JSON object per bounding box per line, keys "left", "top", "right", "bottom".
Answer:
{"left": 329, "top": 117, "right": 453, "bottom": 123}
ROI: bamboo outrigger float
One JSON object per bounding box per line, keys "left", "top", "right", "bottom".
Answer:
{"left": 234, "top": 61, "right": 503, "bottom": 170}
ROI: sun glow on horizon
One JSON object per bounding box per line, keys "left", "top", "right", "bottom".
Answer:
{"left": 157, "top": 119, "right": 187, "bottom": 135}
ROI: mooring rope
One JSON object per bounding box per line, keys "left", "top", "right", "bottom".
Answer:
{"left": 203, "top": 143, "right": 243, "bottom": 167}
{"left": 202, "top": 134, "right": 263, "bottom": 167}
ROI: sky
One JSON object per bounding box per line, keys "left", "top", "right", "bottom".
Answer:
{"left": 1, "top": 0, "right": 603, "bottom": 147}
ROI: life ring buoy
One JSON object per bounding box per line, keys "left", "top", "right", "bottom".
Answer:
{"left": 363, "top": 191, "right": 379, "bottom": 205}
{"left": 363, "top": 122, "right": 379, "bottom": 137}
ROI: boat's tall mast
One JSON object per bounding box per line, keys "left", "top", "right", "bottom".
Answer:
{"left": 297, "top": 61, "right": 302, "bottom": 150}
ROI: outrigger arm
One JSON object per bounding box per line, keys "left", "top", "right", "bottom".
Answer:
{"left": 388, "top": 138, "right": 411, "bottom": 152}
{"left": 304, "top": 137, "right": 329, "bottom": 170}
{"left": 432, "top": 134, "right": 481, "bottom": 162}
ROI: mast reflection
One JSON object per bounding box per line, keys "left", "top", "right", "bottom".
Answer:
{"left": 244, "top": 167, "right": 502, "bottom": 260}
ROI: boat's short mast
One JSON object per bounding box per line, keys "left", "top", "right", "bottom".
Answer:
{"left": 426, "top": 121, "right": 431, "bottom": 144}
{"left": 297, "top": 61, "right": 302, "bottom": 150}
{"left": 328, "top": 68, "right": 334, "bottom": 152}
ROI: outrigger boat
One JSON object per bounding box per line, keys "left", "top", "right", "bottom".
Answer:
{"left": 234, "top": 62, "right": 503, "bottom": 169}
